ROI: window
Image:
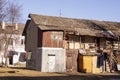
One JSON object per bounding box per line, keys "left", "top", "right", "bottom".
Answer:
{"left": 68, "top": 35, "right": 80, "bottom": 49}
{"left": 8, "top": 38, "right": 13, "bottom": 45}
{"left": 21, "top": 39, "right": 24, "bottom": 45}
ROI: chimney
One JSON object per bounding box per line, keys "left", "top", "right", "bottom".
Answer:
{"left": 15, "top": 23, "right": 18, "bottom": 30}
{"left": 2, "top": 21, "right": 5, "bottom": 29}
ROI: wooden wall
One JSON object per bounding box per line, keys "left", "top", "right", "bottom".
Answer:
{"left": 38, "top": 29, "right": 43, "bottom": 47}
{"left": 25, "top": 20, "right": 38, "bottom": 69}
{"left": 66, "top": 49, "right": 78, "bottom": 72}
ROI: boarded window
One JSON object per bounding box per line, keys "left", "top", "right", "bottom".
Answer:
{"left": 68, "top": 35, "right": 80, "bottom": 49}
{"left": 69, "top": 42, "right": 74, "bottom": 49}
{"left": 69, "top": 41, "right": 80, "bottom": 49}
{"left": 85, "top": 44, "right": 89, "bottom": 49}
{"left": 75, "top": 42, "right": 80, "bottom": 49}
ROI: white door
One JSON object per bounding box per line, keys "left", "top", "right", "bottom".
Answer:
{"left": 48, "top": 55, "right": 55, "bottom": 72}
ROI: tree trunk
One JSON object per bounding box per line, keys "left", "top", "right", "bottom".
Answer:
{"left": 4, "top": 56, "right": 8, "bottom": 67}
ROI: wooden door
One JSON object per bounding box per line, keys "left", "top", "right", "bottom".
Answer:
{"left": 66, "top": 53, "right": 72, "bottom": 72}
{"left": 83, "top": 56, "right": 92, "bottom": 73}
{"left": 48, "top": 55, "right": 56, "bottom": 72}
{"left": 66, "top": 50, "right": 78, "bottom": 72}
{"left": 9, "top": 56, "right": 13, "bottom": 65}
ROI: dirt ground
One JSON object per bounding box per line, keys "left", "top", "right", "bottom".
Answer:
{"left": 0, "top": 67, "right": 120, "bottom": 80}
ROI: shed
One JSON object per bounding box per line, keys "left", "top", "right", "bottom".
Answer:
{"left": 35, "top": 48, "right": 66, "bottom": 72}
{"left": 78, "top": 54, "right": 100, "bottom": 73}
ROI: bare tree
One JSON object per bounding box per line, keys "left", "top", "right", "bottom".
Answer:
{"left": 0, "top": 0, "right": 7, "bottom": 21}
{"left": 0, "top": 22, "right": 19, "bottom": 67}
{"left": 0, "top": 1, "right": 22, "bottom": 67}
{"left": 6, "top": 1, "right": 22, "bottom": 24}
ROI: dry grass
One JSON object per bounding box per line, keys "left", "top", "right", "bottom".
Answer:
{"left": 0, "top": 67, "right": 120, "bottom": 80}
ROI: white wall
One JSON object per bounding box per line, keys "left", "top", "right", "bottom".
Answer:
{"left": 36, "top": 47, "right": 66, "bottom": 72}
{"left": 0, "top": 34, "right": 25, "bottom": 65}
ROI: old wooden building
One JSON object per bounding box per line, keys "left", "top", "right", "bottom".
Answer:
{"left": 23, "top": 14, "right": 120, "bottom": 73}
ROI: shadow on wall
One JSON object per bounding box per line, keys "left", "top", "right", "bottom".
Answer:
{"left": 26, "top": 49, "right": 42, "bottom": 71}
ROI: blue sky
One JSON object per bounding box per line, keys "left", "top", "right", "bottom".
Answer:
{"left": 10, "top": 0, "right": 120, "bottom": 23}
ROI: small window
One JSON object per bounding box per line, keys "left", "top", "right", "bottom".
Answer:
{"left": 69, "top": 42, "right": 74, "bottom": 49}
{"left": 48, "top": 54, "right": 55, "bottom": 56}
{"left": 21, "top": 39, "right": 24, "bottom": 45}
{"left": 8, "top": 38, "right": 13, "bottom": 45}
{"left": 81, "top": 36, "right": 85, "bottom": 43}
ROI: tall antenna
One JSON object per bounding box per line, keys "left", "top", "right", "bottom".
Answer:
{"left": 59, "top": 9, "right": 62, "bottom": 17}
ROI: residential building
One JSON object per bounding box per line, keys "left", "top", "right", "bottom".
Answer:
{"left": 0, "top": 22, "right": 26, "bottom": 66}
{"left": 23, "top": 14, "right": 120, "bottom": 73}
